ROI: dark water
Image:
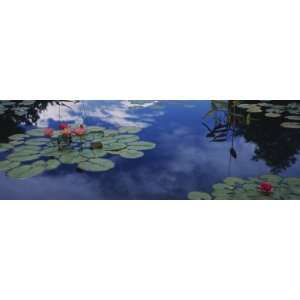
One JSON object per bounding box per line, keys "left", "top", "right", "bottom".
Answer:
{"left": 0, "top": 100, "right": 300, "bottom": 200}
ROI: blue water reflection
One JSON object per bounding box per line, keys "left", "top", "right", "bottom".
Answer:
{"left": 0, "top": 100, "right": 299, "bottom": 199}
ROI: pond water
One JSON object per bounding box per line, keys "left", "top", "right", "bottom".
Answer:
{"left": 0, "top": 100, "right": 300, "bottom": 200}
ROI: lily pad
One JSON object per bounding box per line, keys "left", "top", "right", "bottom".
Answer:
{"left": 119, "top": 126, "right": 142, "bottom": 134}
{"left": 0, "top": 160, "right": 21, "bottom": 171}
{"left": 26, "top": 128, "right": 46, "bottom": 136}
{"left": 280, "top": 122, "right": 300, "bottom": 129}
{"left": 265, "top": 113, "right": 281, "bottom": 118}
{"left": 81, "top": 149, "right": 96, "bottom": 159}
{"left": 285, "top": 115, "right": 300, "bottom": 121}
{"left": 119, "top": 149, "right": 144, "bottom": 159}
{"left": 0, "top": 143, "right": 13, "bottom": 153}
{"left": 26, "top": 138, "right": 50, "bottom": 146}
{"left": 8, "top": 133, "right": 29, "bottom": 140}
{"left": 7, "top": 163, "right": 46, "bottom": 179}
{"left": 46, "top": 159, "right": 61, "bottom": 171}
{"left": 103, "top": 143, "right": 127, "bottom": 151}
{"left": 78, "top": 158, "right": 115, "bottom": 172}
{"left": 7, "top": 153, "right": 40, "bottom": 162}
{"left": 92, "top": 149, "right": 107, "bottom": 157}
{"left": 127, "top": 141, "right": 156, "bottom": 150}
{"left": 223, "top": 177, "right": 245, "bottom": 186}
{"left": 60, "top": 151, "right": 81, "bottom": 164}
{"left": 188, "top": 191, "right": 212, "bottom": 200}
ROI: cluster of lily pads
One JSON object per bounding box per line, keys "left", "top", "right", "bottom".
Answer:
{"left": 237, "top": 101, "right": 300, "bottom": 129}
{"left": 0, "top": 100, "right": 36, "bottom": 116}
{"left": 188, "top": 175, "right": 300, "bottom": 200}
{"left": 0, "top": 125, "right": 156, "bottom": 179}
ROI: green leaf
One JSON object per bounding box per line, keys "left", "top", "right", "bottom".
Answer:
{"left": 223, "top": 177, "right": 245, "bottom": 186}
{"left": 119, "top": 149, "right": 144, "bottom": 159}
{"left": 7, "top": 153, "right": 40, "bottom": 162}
{"left": 127, "top": 141, "right": 156, "bottom": 150}
{"left": 26, "top": 128, "right": 46, "bottom": 136}
{"left": 46, "top": 159, "right": 61, "bottom": 171}
{"left": 0, "top": 143, "right": 13, "bottom": 153}
{"left": 7, "top": 163, "right": 46, "bottom": 179}
{"left": 188, "top": 191, "right": 212, "bottom": 200}
{"left": 0, "top": 160, "right": 21, "bottom": 171}
{"left": 78, "top": 158, "right": 115, "bottom": 172}
{"left": 119, "top": 126, "right": 142, "bottom": 134}
{"left": 103, "top": 143, "right": 127, "bottom": 151}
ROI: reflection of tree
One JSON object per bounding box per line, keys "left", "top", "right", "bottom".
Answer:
{"left": 203, "top": 100, "right": 300, "bottom": 174}
{"left": 236, "top": 113, "right": 300, "bottom": 173}
{"left": 0, "top": 101, "right": 74, "bottom": 142}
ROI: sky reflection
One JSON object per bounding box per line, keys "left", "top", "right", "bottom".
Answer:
{"left": 0, "top": 100, "right": 300, "bottom": 199}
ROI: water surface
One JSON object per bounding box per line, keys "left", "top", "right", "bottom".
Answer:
{"left": 0, "top": 100, "right": 299, "bottom": 199}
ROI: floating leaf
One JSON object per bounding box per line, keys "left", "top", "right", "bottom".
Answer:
{"left": 285, "top": 115, "right": 300, "bottom": 121}
{"left": 119, "top": 126, "right": 142, "bottom": 134}
{"left": 265, "top": 113, "right": 281, "bottom": 118}
{"left": 78, "top": 158, "right": 115, "bottom": 172}
{"left": 0, "top": 143, "right": 13, "bottom": 153}
{"left": 280, "top": 122, "right": 300, "bottom": 129}
{"left": 26, "top": 138, "right": 50, "bottom": 146}
{"left": 7, "top": 153, "right": 40, "bottom": 162}
{"left": 119, "top": 149, "right": 144, "bottom": 159}
{"left": 8, "top": 133, "right": 29, "bottom": 140}
{"left": 92, "top": 149, "right": 107, "bottom": 157}
{"left": 60, "top": 151, "right": 81, "bottom": 164}
{"left": 0, "top": 160, "right": 21, "bottom": 171}
{"left": 26, "top": 128, "right": 46, "bottom": 136}
{"left": 103, "top": 142, "right": 127, "bottom": 151}
{"left": 7, "top": 163, "right": 45, "bottom": 179}
{"left": 127, "top": 141, "right": 156, "bottom": 150}
{"left": 223, "top": 177, "right": 245, "bottom": 186}
{"left": 46, "top": 159, "right": 61, "bottom": 171}
{"left": 187, "top": 191, "right": 212, "bottom": 200}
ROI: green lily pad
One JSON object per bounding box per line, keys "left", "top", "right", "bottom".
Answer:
{"left": 8, "top": 133, "right": 29, "bottom": 140}
{"left": 0, "top": 160, "right": 21, "bottom": 171}
{"left": 284, "top": 177, "right": 300, "bottom": 186}
{"left": 212, "top": 183, "right": 234, "bottom": 191}
{"left": 103, "top": 129, "right": 119, "bottom": 137}
{"left": 7, "top": 153, "right": 40, "bottom": 162}
{"left": 92, "top": 149, "right": 107, "bottom": 157}
{"left": 285, "top": 115, "right": 300, "bottom": 121}
{"left": 127, "top": 141, "right": 156, "bottom": 150}
{"left": 265, "top": 113, "right": 281, "bottom": 118}
{"left": 9, "top": 140, "right": 25, "bottom": 146}
{"left": 25, "top": 138, "right": 50, "bottom": 146}
{"left": 223, "top": 177, "right": 245, "bottom": 186}
{"left": 60, "top": 151, "right": 81, "bottom": 164}
{"left": 7, "top": 163, "right": 46, "bottom": 179}
{"left": 81, "top": 149, "right": 96, "bottom": 159}
{"left": 260, "top": 174, "right": 282, "bottom": 184}
{"left": 0, "top": 143, "right": 13, "bottom": 153}
{"left": 46, "top": 159, "right": 61, "bottom": 171}
{"left": 78, "top": 158, "right": 115, "bottom": 172}
{"left": 119, "top": 149, "right": 144, "bottom": 159}
{"left": 119, "top": 126, "right": 142, "bottom": 134}
{"left": 280, "top": 122, "right": 300, "bottom": 129}
{"left": 14, "top": 145, "right": 41, "bottom": 153}
{"left": 188, "top": 191, "right": 212, "bottom": 200}
{"left": 103, "top": 142, "right": 127, "bottom": 151}
{"left": 26, "top": 128, "right": 46, "bottom": 136}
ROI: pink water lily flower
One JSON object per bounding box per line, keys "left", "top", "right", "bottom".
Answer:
{"left": 44, "top": 127, "right": 54, "bottom": 138}
{"left": 59, "top": 123, "right": 69, "bottom": 130}
{"left": 259, "top": 182, "right": 273, "bottom": 194}
{"left": 73, "top": 125, "right": 86, "bottom": 137}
